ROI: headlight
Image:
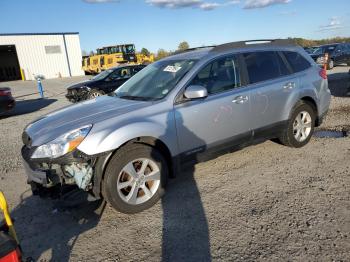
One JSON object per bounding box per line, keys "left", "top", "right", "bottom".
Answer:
{"left": 80, "top": 86, "right": 91, "bottom": 90}
{"left": 31, "top": 125, "right": 92, "bottom": 159}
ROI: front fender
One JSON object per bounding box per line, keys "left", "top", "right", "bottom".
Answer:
{"left": 77, "top": 120, "right": 178, "bottom": 157}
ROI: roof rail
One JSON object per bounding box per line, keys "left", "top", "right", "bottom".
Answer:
{"left": 211, "top": 39, "right": 296, "bottom": 52}
{"left": 174, "top": 45, "right": 216, "bottom": 55}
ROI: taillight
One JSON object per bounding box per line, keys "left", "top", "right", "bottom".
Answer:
{"left": 0, "top": 90, "right": 11, "bottom": 96}
{"left": 319, "top": 68, "right": 327, "bottom": 80}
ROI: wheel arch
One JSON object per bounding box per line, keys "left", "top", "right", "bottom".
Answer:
{"left": 92, "top": 136, "right": 175, "bottom": 198}
{"left": 284, "top": 90, "right": 319, "bottom": 125}
{"left": 299, "top": 96, "right": 320, "bottom": 126}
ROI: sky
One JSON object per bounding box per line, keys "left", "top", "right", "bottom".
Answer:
{"left": 1, "top": 0, "right": 349, "bottom": 53}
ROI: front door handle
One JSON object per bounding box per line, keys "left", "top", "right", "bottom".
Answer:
{"left": 283, "top": 82, "right": 295, "bottom": 90}
{"left": 232, "top": 95, "right": 248, "bottom": 104}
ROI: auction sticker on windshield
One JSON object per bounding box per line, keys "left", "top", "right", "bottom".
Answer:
{"left": 163, "top": 65, "right": 182, "bottom": 73}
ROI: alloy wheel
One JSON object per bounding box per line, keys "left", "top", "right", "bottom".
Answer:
{"left": 293, "top": 111, "right": 312, "bottom": 142}
{"left": 117, "top": 158, "right": 161, "bottom": 205}
{"left": 90, "top": 92, "right": 102, "bottom": 98}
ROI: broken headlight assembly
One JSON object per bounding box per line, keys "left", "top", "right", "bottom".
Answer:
{"left": 31, "top": 125, "right": 92, "bottom": 159}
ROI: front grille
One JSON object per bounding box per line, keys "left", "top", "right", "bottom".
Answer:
{"left": 22, "top": 131, "right": 32, "bottom": 148}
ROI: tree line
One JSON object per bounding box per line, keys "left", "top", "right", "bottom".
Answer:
{"left": 288, "top": 37, "right": 350, "bottom": 47}
{"left": 83, "top": 37, "right": 350, "bottom": 59}
{"left": 141, "top": 37, "right": 350, "bottom": 60}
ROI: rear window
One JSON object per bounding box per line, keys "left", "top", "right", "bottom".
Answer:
{"left": 243, "top": 51, "right": 290, "bottom": 84}
{"left": 283, "top": 51, "right": 311, "bottom": 73}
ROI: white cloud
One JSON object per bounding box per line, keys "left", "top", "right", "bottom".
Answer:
{"left": 279, "top": 10, "right": 296, "bottom": 16}
{"left": 83, "top": 0, "right": 119, "bottom": 3}
{"left": 82, "top": 0, "right": 292, "bottom": 10}
{"left": 146, "top": 0, "right": 202, "bottom": 9}
{"left": 199, "top": 2, "right": 220, "bottom": 10}
{"left": 319, "top": 17, "right": 344, "bottom": 31}
{"left": 145, "top": 0, "right": 239, "bottom": 10}
{"left": 244, "top": 0, "right": 291, "bottom": 9}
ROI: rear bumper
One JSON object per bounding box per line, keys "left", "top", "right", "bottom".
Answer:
{"left": 0, "top": 97, "right": 15, "bottom": 113}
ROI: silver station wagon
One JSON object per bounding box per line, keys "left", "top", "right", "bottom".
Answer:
{"left": 22, "top": 39, "right": 331, "bottom": 213}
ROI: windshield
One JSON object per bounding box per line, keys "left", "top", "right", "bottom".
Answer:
{"left": 91, "top": 69, "right": 113, "bottom": 81}
{"left": 116, "top": 59, "right": 197, "bottom": 100}
{"left": 312, "top": 45, "right": 337, "bottom": 55}
{"left": 124, "top": 45, "right": 135, "bottom": 54}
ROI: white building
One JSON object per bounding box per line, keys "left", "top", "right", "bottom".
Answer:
{"left": 0, "top": 32, "right": 84, "bottom": 81}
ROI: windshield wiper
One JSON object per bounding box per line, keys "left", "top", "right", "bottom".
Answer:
{"left": 119, "top": 95, "right": 156, "bottom": 101}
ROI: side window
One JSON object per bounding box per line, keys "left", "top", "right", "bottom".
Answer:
{"left": 283, "top": 51, "right": 311, "bottom": 73}
{"left": 190, "top": 55, "right": 241, "bottom": 95}
{"left": 133, "top": 66, "right": 144, "bottom": 74}
{"left": 346, "top": 44, "right": 350, "bottom": 54}
{"left": 120, "top": 68, "right": 131, "bottom": 78}
{"left": 243, "top": 51, "right": 290, "bottom": 84}
{"left": 108, "top": 69, "right": 121, "bottom": 79}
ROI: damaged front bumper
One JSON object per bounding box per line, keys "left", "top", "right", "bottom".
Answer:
{"left": 21, "top": 145, "right": 103, "bottom": 198}
{"left": 65, "top": 88, "right": 89, "bottom": 103}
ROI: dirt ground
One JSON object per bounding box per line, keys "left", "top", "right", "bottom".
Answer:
{"left": 0, "top": 67, "right": 349, "bottom": 261}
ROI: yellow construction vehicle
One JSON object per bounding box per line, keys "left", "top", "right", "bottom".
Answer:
{"left": 89, "top": 51, "right": 104, "bottom": 74}
{"left": 82, "top": 55, "right": 91, "bottom": 75}
{"left": 83, "top": 44, "right": 154, "bottom": 74}
{"left": 136, "top": 53, "right": 155, "bottom": 65}
{"left": 99, "top": 44, "right": 137, "bottom": 71}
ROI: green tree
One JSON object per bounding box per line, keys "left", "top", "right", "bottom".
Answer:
{"left": 156, "top": 49, "right": 169, "bottom": 60}
{"left": 178, "top": 41, "right": 190, "bottom": 51}
{"left": 140, "top": 48, "right": 151, "bottom": 56}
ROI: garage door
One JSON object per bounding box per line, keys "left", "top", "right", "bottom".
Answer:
{"left": 0, "top": 45, "right": 21, "bottom": 82}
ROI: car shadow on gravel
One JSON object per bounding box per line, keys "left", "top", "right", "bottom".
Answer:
{"left": 9, "top": 191, "right": 105, "bottom": 261}
{"left": 0, "top": 98, "right": 57, "bottom": 119}
{"left": 158, "top": 113, "right": 211, "bottom": 262}
{"left": 328, "top": 71, "right": 350, "bottom": 97}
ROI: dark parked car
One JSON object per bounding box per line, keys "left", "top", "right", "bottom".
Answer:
{"left": 0, "top": 87, "right": 15, "bottom": 114}
{"left": 309, "top": 43, "right": 350, "bottom": 69}
{"left": 66, "top": 64, "right": 146, "bottom": 102}
{"left": 304, "top": 46, "right": 318, "bottom": 54}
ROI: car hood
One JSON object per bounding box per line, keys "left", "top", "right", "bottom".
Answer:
{"left": 25, "top": 95, "right": 150, "bottom": 146}
{"left": 67, "top": 79, "right": 98, "bottom": 89}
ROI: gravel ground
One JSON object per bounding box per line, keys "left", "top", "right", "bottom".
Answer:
{"left": 0, "top": 67, "right": 349, "bottom": 261}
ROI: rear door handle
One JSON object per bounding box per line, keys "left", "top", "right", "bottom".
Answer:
{"left": 283, "top": 82, "right": 295, "bottom": 89}
{"left": 232, "top": 95, "right": 248, "bottom": 104}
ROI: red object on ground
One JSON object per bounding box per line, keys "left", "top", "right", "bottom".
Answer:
{"left": 319, "top": 68, "right": 327, "bottom": 80}
{"left": 0, "top": 248, "right": 21, "bottom": 262}
{"left": 0, "top": 232, "right": 21, "bottom": 262}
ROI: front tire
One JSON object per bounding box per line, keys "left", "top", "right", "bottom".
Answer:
{"left": 277, "top": 101, "right": 316, "bottom": 148}
{"left": 103, "top": 144, "right": 168, "bottom": 214}
{"left": 88, "top": 89, "right": 105, "bottom": 99}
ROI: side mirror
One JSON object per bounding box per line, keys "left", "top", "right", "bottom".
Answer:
{"left": 184, "top": 85, "right": 208, "bottom": 100}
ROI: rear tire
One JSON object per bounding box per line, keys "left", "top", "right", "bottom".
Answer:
{"left": 277, "top": 101, "right": 316, "bottom": 148}
{"left": 103, "top": 144, "right": 168, "bottom": 214}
